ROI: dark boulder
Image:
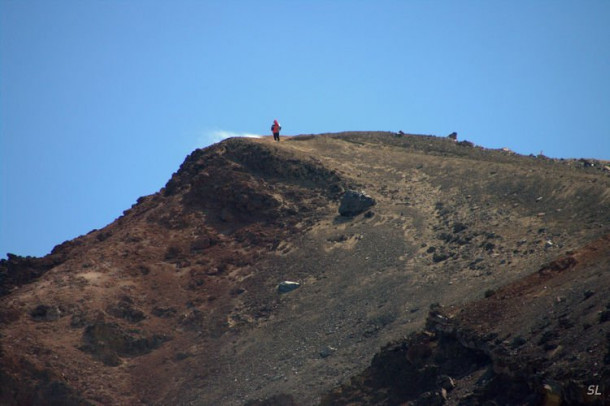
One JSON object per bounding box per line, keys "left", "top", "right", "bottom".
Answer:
{"left": 277, "top": 281, "right": 300, "bottom": 294}
{"left": 338, "top": 190, "right": 376, "bottom": 217}
{"left": 30, "top": 304, "right": 62, "bottom": 322}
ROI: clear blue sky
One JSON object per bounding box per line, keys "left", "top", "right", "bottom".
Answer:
{"left": 1, "top": 0, "right": 609, "bottom": 258}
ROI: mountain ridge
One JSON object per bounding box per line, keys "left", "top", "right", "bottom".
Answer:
{"left": 1, "top": 132, "right": 609, "bottom": 405}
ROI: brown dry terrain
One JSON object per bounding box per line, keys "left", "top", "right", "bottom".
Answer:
{"left": 1, "top": 132, "right": 609, "bottom": 406}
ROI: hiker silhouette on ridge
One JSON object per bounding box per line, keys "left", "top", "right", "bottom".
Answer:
{"left": 271, "top": 119, "right": 281, "bottom": 142}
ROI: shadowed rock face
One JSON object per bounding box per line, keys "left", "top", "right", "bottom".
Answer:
{"left": 80, "top": 322, "right": 170, "bottom": 366}
{"left": 338, "top": 190, "right": 376, "bottom": 217}
{"left": 0, "top": 252, "right": 67, "bottom": 296}
{"left": 1, "top": 132, "right": 609, "bottom": 406}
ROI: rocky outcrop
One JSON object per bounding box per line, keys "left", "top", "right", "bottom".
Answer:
{"left": 80, "top": 322, "right": 170, "bottom": 366}
{"left": 321, "top": 304, "right": 589, "bottom": 405}
{"left": 320, "top": 307, "right": 492, "bottom": 405}
{"left": 321, "top": 235, "right": 610, "bottom": 405}
{"left": 161, "top": 139, "right": 348, "bottom": 230}
{"left": 30, "top": 304, "right": 63, "bottom": 322}
{"left": 106, "top": 296, "right": 146, "bottom": 323}
{"left": 277, "top": 281, "right": 300, "bottom": 294}
{"left": 0, "top": 252, "right": 66, "bottom": 296}
{"left": 338, "top": 190, "right": 376, "bottom": 217}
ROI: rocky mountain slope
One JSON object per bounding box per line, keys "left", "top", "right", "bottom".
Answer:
{"left": 321, "top": 234, "right": 610, "bottom": 406}
{"left": 1, "top": 132, "right": 609, "bottom": 405}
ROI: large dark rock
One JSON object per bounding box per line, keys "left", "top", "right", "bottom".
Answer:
{"left": 277, "top": 281, "right": 300, "bottom": 294}
{"left": 338, "top": 190, "right": 376, "bottom": 217}
{"left": 30, "top": 304, "right": 62, "bottom": 322}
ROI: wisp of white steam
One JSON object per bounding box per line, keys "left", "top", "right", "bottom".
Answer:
{"left": 210, "top": 130, "right": 262, "bottom": 143}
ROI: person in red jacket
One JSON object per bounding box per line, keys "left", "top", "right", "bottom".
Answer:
{"left": 271, "top": 119, "right": 281, "bottom": 142}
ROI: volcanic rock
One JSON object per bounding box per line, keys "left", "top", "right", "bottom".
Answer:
{"left": 30, "top": 304, "right": 62, "bottom": 322}
{"left": 338, "top": 190, "right": 376, "bottom": 216}
{"left": 277, "top": 281, "right": 300, "bottom": 294}
{"left": 319, "top": 346, "right": 336, "bottom": 359}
